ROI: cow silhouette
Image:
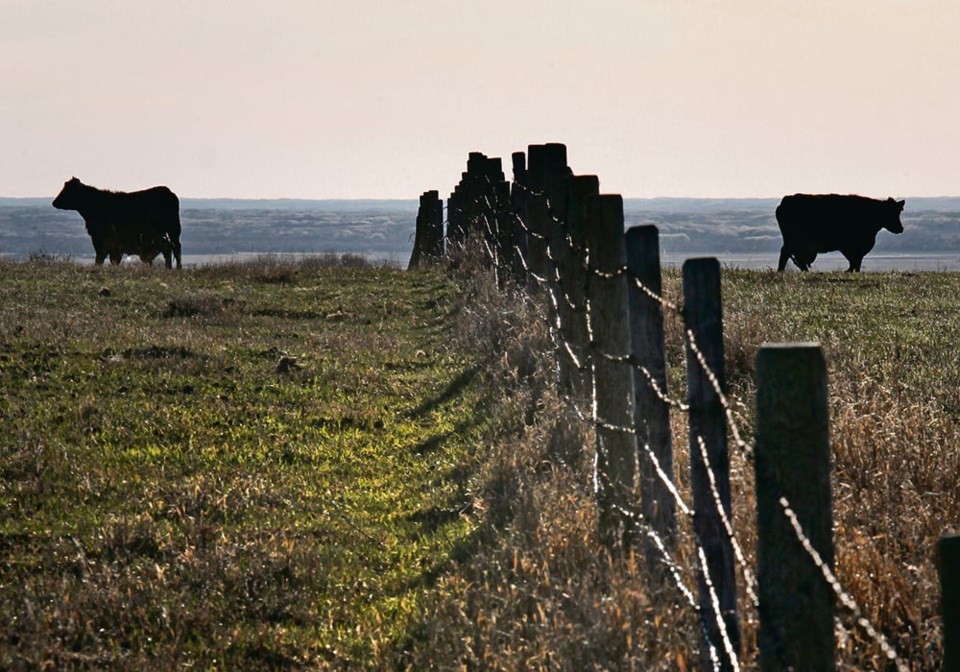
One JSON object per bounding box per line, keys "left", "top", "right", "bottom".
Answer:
{"left": 52, "top": 178, "right": 182, "bottom": 268}
{"left": 776, "top": 194, "right": 904, "bottom": 272}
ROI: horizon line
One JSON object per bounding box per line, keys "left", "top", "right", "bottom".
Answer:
{"left": 5, "top": 193, "right": 960, "bottom": 202}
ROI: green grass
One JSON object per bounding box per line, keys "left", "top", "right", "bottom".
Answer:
{"left": 720, "top": 270, "right": 958, "bottom": 669}
{"left": 0, "top": 256, "right": 487, "bottom": 669}
{"left": 2, "top": 258, "right": 957, "bottom": 670}
{"left": 405, "top": 267, "right": 958, "bottom": 671}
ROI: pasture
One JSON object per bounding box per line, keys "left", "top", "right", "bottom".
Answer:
{"left": 0, "top": 256, "right": 487, "bottom": 668}
{"left": 0, "top": 257, "right": 957, "bottom": 669}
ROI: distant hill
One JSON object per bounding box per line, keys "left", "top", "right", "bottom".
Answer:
{"left": 179, "top": 198, "right": 419, "bottom": 213}
{"left": 0, "top": 196, "right": 419, "bottom": 212}
{"left": 1, "top": 196, "right": 958, "bottom": 262}
{"left": 624, "top": 197, "right": 960, "bottom": 255}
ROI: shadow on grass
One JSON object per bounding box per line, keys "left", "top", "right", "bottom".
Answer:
{"left": 405, "top": 364, "right": 482, "bottom": 420}
{"left": 411, "top": 432, "right": 449, "bottom": 457}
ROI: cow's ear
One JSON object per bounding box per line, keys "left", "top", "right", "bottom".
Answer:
{"left": 897, "top": 199, "right": 905, "bottom": 211}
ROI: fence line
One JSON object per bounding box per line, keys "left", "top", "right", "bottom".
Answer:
{"left": 407, "top": 145, "right": 944, "bottom": 670}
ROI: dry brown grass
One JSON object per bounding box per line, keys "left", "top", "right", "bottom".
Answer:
{"left": 404, "top": 265, "right": 958, "bottom": 670}
{"left": 4, "top": 255, "right": 954, "bottom": 669}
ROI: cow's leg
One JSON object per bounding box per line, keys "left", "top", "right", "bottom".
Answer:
{"left": 92, "top": 241, "right": 107, "bottom": 265}
{"left": 173, "top": 242, "right": 182, "bottom": 269}
{"left": 162, "top": 249, "right": 173, "bottom": 269}
{"left": 109, "top": 253, "right": 122, "bottom": 265}
{"left": 777, "top": 246, "right": 790, "bottom": 272}
{"left": 840, "top": 249, "right": 862, "bottom": 272}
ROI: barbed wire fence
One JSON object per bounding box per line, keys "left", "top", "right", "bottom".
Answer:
{"left": 407, "top": 144, "right": 953, "bottom": 670}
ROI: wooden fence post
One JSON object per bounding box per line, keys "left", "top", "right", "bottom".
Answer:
{"left": 480, "top": 156, "right": 505, "bottom": 268}
{"left": 523, "top": 146, "right": 549, "bottom": 284}
{"left": 683, "top": 257, "right": 741, "bottom": 670}
{"left": 510, "top": 151, "right": 529, "bottom": 286}
{"left": 527, "top": 144, "right": 546, "bottom": 193}
{"left": 407, "top": 192, "right": 427, "bottom": 270}
{"left": 408, "top": 190, "right": 442, "bottom": 270}
{"left": 431, "top": 195, "right": 444, "bottom": 260}
{"left": 942, "top": 533, "right": 960, "bottom": 671}
{"left": 586, "top": 194, "right": 638, "bottom": 550}
{"left": 492, "top": 180, "right": 512, "bottom": 287}
{"left": 541, "top": 142, "right": 570, "bottom": 219}
{"left": 525, "top": 192, "right": 550, "bottom": 286}
{"left": 447, "top": 186, "right": 464, "bottom": 253}
{"left": 539, "top": 145, "right": 573, "bottom": 389}
{"left": 755, "top": 343, "right": 834, "bottom": 672}
{"left": 625, "top": 226, "right": 676, "bottom": 557}
{"left": 561, "top": 175, "right": 599, "bottom": 400}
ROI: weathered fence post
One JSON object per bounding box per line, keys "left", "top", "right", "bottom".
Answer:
{"left": 447, "top": 187, "right": 464, "bottom": 253}
{"left": 408, "top": 190, "right": 442, "bottom": 270}
{"left": 683, "top": 257, "right": 741, "bottom": 670}
{"left": 586, "top": 194, "right": 638, "bottom": 550}
{"left": 942, "top": 533, "right": 960, "bottom": 671}
{"left": 510, "top": 151, "right": 529, "bottom": 286}
{"left": 626, "top": 226, "right": 676, "bottom": 559}
{"left": 541, "top": 143, "right": 570, "bottom": 220}
{"left": 479, "top": 156, "right": 504, "bottom": 268}
{"left": 525, "top": 193, "right": 550, "bottom": 286}
{"left": 430, "top": 195, "right": 444, "bottom": 261}
{"left": 561, "top": 175, "right": 599, "bottom": 400}
{"left": 524, "top": 146, "right": 549, "bottom": 284}
{"left": 492, "top": 180, "right": 512, "bottom": 287}
{"left": 408, "top": 192, "right": 426, "bottom": 270}
{"left": 539, "top": 145, "right": 574, "bottom": 390}
{"left": 755, "top": 343, "right": 834, "bottom": 671}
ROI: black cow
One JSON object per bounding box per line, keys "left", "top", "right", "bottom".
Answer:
{"left": 775, "top": 194, "right": 904, "bottom": 272}
{"left": 52, "top": 177, "right": 182, "bottom": 269}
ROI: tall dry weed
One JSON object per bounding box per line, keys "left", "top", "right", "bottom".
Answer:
{"left": 405, "top": 259, "right": 703, "bottom": 670}
{"left": 407, "top": 264, "right": 954, "bottom": 670}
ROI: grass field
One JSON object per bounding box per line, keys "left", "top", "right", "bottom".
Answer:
{"left": 405, "top": 265, "right": 959, "bottom": 670}
{"left": 0, "top": 256, "right": 492, "bottom": 668}
{"left": 0, "top": 257, "right": 957, "bottom": 669}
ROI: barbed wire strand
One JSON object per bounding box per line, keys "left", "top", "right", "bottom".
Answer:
{"left": 510, "top": 191, "right": 746, "bottom": 669}
{"left": 695, "top": 544, "right": 742, "bottom": 672}
{"left": 779, "top": 497, "right": 908, "bottom": 672}
{"left": 447, "top": 176, "right": 909, "bottom": 668}
{"left": 683, "top": 328, "right": 754, "bottom": 460}
{"left": 695, "top": 435, "right": 760, "bottom": 609}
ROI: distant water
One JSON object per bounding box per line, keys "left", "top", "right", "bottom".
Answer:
{"left": 661, "top": 252, "right": 960, "bottom": 272}
{"left": 107, "top": 252, "right": 407, "bottom": 268}
{"left": 0, "top": 199, "right": 418, "bottom": 266}
{"left": 2, "top": 197, "right": 959, "bottom": 272}
{"left": 7, "top": 251, "right": 956, "bottom": 273}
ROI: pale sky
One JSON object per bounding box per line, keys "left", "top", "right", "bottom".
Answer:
{"left": 2, "top": 1, "right": 959, "bottom": 199}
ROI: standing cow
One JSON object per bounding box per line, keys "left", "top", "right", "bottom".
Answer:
{"left": 52, "top": 177, "right": 183, "bottom": 269}
{"left": 775, "top": 194, "right": 904, "bottom": 272}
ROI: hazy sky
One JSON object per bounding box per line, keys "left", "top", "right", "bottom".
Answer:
{"left": 2, "top": 1, "right": 959, "bottom": 199}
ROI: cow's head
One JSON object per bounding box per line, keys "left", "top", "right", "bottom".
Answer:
{"left": 884, "top": 197, "right": 905, "bottom": 234}
{"left": 52, "top": 177, "right": 83, "bottom": 210}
